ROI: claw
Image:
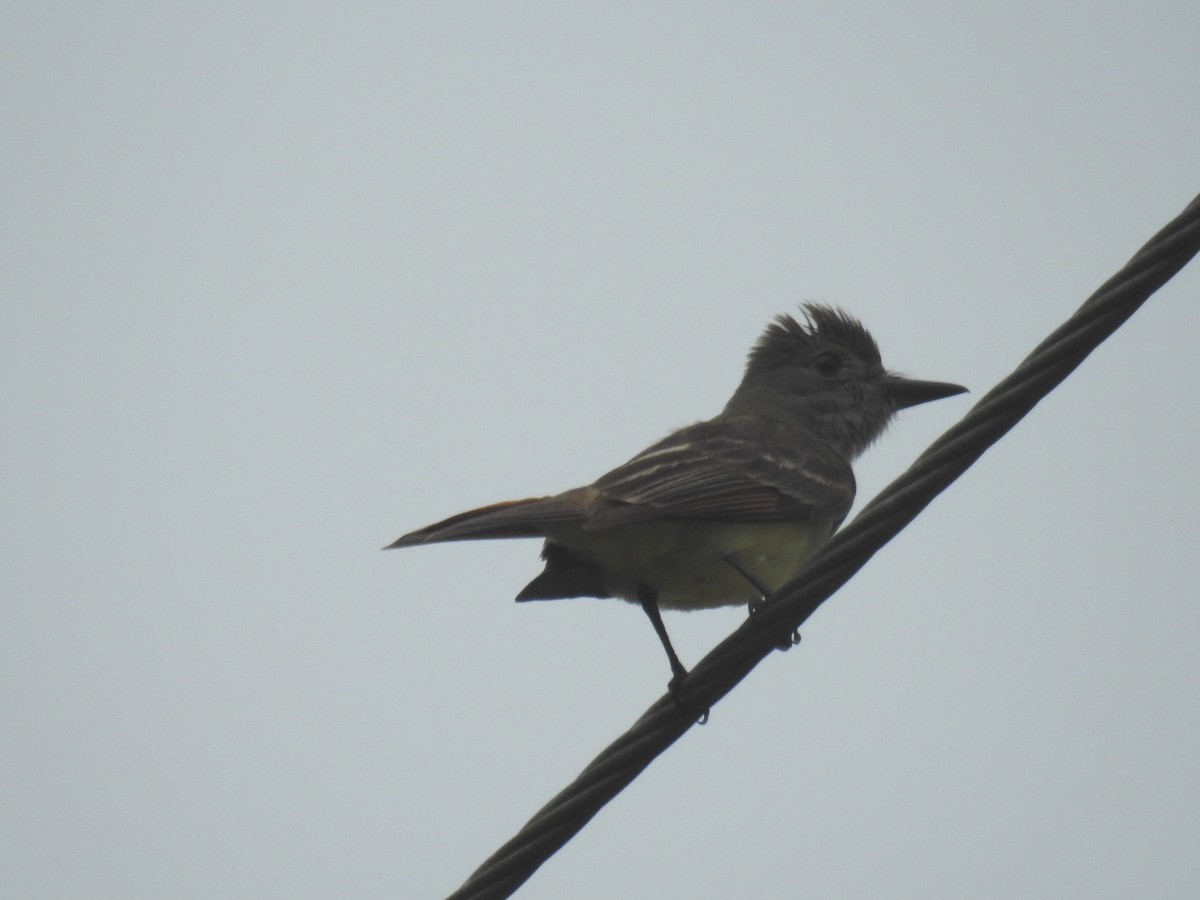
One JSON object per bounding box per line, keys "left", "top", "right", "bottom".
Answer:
{"left": 667, "top": 674, "right": 709, "bottom": 724}
{"left": 774, "top": 628, "right": 802, "bottom": 652}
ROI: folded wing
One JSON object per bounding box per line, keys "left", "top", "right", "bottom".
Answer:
{"left": 589, "top": 416, "right": 854, "bottom": 527}
{"left": 386, "top": 415, "right": 855, "bottom": 548}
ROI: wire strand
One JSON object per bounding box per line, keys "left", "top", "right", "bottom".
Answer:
{"left": 446, "top": 193, "right": 1200, "bottom": 900}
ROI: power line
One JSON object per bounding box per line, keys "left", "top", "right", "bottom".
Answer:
{"left": 446, "top": 192, "right": 1200, "bottom": 900}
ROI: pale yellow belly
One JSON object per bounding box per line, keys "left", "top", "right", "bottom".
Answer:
{"left": 543, "top": 519, "right": 833, "bottom": 610}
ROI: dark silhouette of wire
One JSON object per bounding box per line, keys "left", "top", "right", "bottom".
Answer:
{"left": 446, "top": 193, "right": 1200, "bottom": 900}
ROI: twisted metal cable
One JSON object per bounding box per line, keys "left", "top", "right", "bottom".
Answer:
{"left": 448, "top": 193, "right": 1200, "bottom": 900}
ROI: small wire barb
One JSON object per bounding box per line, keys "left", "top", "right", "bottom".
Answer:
{"left": 445, "top": 193, "right": 1200, "bottom": 900}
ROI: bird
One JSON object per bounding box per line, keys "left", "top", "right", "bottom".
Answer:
{"left": 386, "top": 304, "right": 966, "bottom": 683}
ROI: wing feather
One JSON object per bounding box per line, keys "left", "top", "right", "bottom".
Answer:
{"left": 588, "top": 415, "right": 854, "bottom": 527}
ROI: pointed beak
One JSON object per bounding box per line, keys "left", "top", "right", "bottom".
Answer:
{"left": 883, "top": 374, "right": 968, "bottom": 410}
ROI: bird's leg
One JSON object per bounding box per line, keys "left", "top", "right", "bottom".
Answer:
{"left": 637, "top": 583, "right": 688, "bottom": 683}
{"left": 723, "top": 554, "right": 772, "bottom": 614}
{"left": 723, "top": 555, "right": 801, "bottom": 650}
{"left": 637, "top": 585, "right": 708, "bottom": 720}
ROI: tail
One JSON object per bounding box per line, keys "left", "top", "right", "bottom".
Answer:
{"left": 384, "top": 490, "right": 591, "bottom": 549}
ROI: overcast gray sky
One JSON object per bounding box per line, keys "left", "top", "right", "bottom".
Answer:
{"left": 4, "top": 3, "right": 1199, "bottom": 898}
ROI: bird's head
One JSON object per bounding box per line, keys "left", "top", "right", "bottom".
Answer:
{"left": 726, "top": 303, "right": 966, "bottom": 458}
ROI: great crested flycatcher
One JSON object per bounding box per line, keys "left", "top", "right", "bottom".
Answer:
{"left": 387, "top": 305, "right": 965, "bottom": 681}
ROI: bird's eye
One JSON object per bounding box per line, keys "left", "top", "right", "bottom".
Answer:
{"left": 813, "top": 352, "right": 842, "bottom": 376}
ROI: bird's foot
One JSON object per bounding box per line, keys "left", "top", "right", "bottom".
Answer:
{"left": 667, "top": 670, "right": 709, "bottom": 725}
{"left": 745, "top": 597, "right": 801, "bottom": 652}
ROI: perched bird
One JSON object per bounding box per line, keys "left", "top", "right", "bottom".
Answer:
{"left": 387, "top": 305, "right": 965, "bottom": 682}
